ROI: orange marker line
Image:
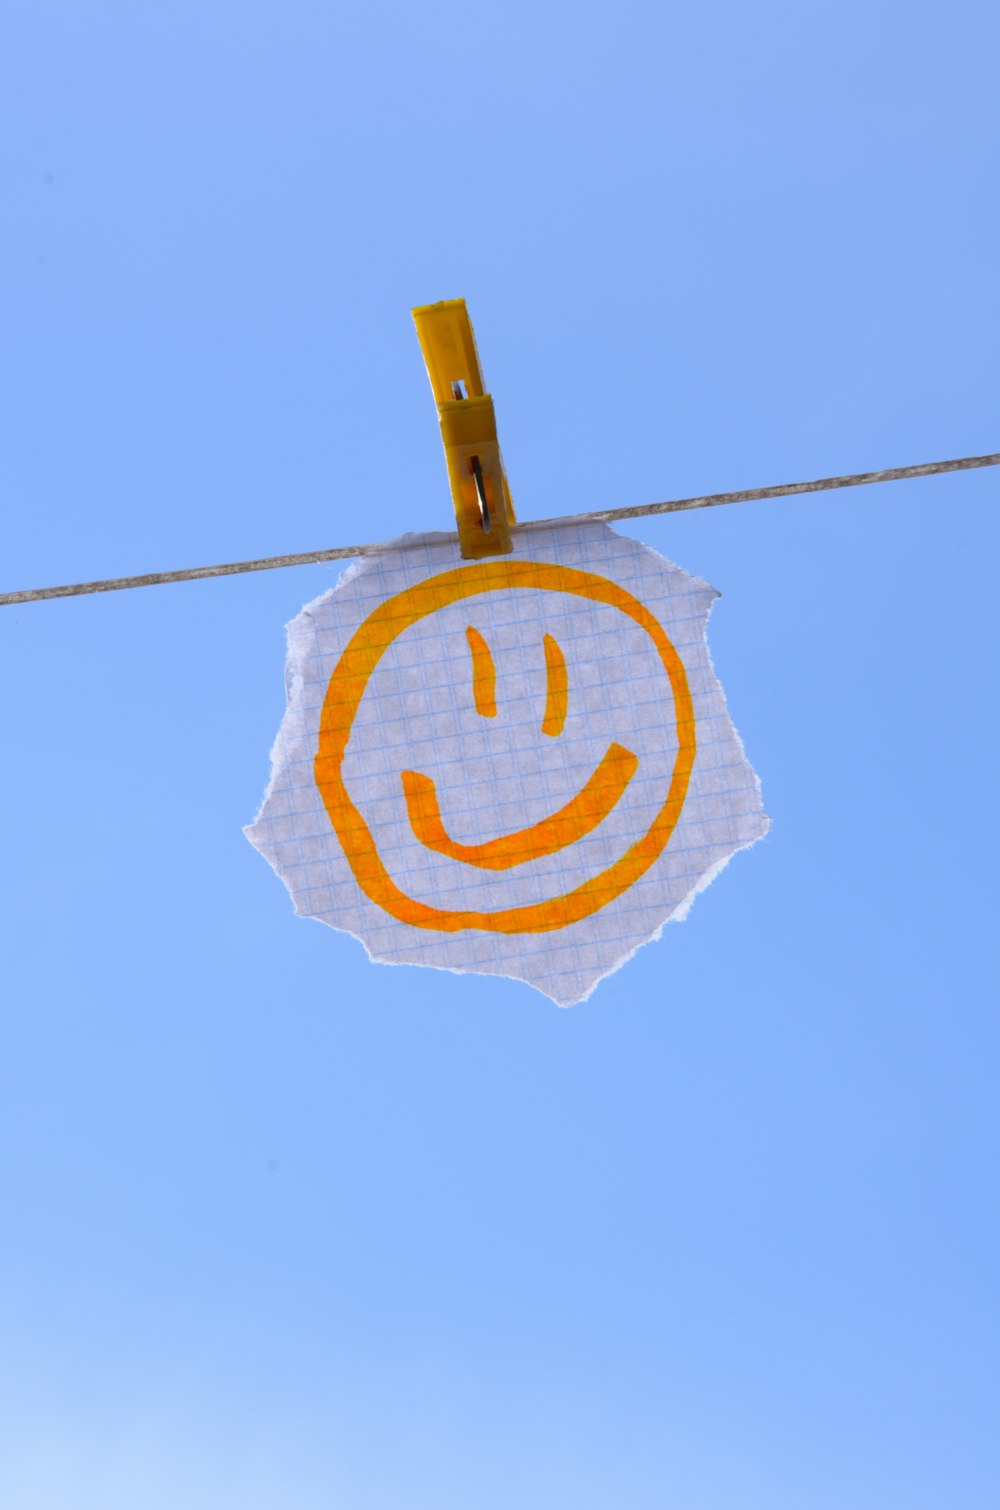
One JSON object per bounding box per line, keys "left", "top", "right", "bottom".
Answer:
{"left": 541, "top": 633, "right": 568, "bottom": 737}
{"left": 400, "top": 742, "right": 639, "bottom": 871}
{"left": 466, "top": 626, "right": 497, "bottom": 718}
{"left": 314, "top": 559, "right": 696, "bottom": 935}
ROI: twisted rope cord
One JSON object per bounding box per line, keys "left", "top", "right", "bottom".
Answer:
{"left": 1, "top": 451, "right": 996, "bottom": 607}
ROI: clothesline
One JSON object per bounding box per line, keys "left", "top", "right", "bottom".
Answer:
{"left": 1, "top": 450, "right": 996, "bottom": 608}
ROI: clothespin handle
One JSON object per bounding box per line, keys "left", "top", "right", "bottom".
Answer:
{"left": 412, "top": 299, "right": 515, "bottom": 559}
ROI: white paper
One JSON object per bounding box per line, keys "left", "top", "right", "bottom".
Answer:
{"left": 246, "top": 522, "right": 769, "bottom": 1005}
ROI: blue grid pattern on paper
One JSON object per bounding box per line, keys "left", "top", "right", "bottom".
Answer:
{"left": 246, "top": 523, "right": 769, "bottom": 1005}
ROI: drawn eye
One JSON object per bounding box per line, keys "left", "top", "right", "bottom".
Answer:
{"left": 541, "top": 634, "right": 567, "bottom": 737}
{"left": 465, "top": 627, "right": 568, "bottom": 736}
{"left": 465, "top": 626, "right": 497, "bottom": 718}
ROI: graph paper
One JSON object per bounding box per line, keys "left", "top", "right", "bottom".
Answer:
{"left": 246, "top": 522, "right": 769, "bottom": 1004}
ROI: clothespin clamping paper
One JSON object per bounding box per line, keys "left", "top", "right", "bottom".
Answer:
{"left": 412, "top": 299, "right": 516, "bottom": 558}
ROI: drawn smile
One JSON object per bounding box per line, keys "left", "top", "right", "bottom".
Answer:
{"left": 397, "top": 623, "right": 639, "bottom": 868}
{"left": 401, "top": 741, "right": 639, "bottom": 870}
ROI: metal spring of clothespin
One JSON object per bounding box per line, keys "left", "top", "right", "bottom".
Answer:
{"left": 412, "top": 299, "right": 516, "bottom": 559}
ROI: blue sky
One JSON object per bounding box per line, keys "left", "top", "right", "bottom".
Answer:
{"left": 2, "top": 2, "right": 998, "bottom": 1506}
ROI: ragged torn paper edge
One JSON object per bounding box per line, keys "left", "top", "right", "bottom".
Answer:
{"left": 245, "top": 532, "right": 770, "bottom": 1006}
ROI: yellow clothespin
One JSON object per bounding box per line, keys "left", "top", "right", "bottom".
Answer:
{"left": 412, "top": 298, "right": 516, "bottom": 558}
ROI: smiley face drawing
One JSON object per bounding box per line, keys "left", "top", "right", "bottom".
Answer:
{"left": 246, "top": 523, "right": 769, "bottom": 1005}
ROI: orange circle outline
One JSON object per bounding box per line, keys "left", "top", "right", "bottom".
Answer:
{"left": 313, "top": 560, "right": 696, "bottom": 935}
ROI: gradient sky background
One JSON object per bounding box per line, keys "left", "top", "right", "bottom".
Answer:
{"left": 2, "top": 3, "right": 998, "bottom": 1507}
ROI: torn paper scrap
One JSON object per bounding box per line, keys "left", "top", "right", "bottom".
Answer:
{"left": 246, "top": 522, "right": 769, "bottom": 1005}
